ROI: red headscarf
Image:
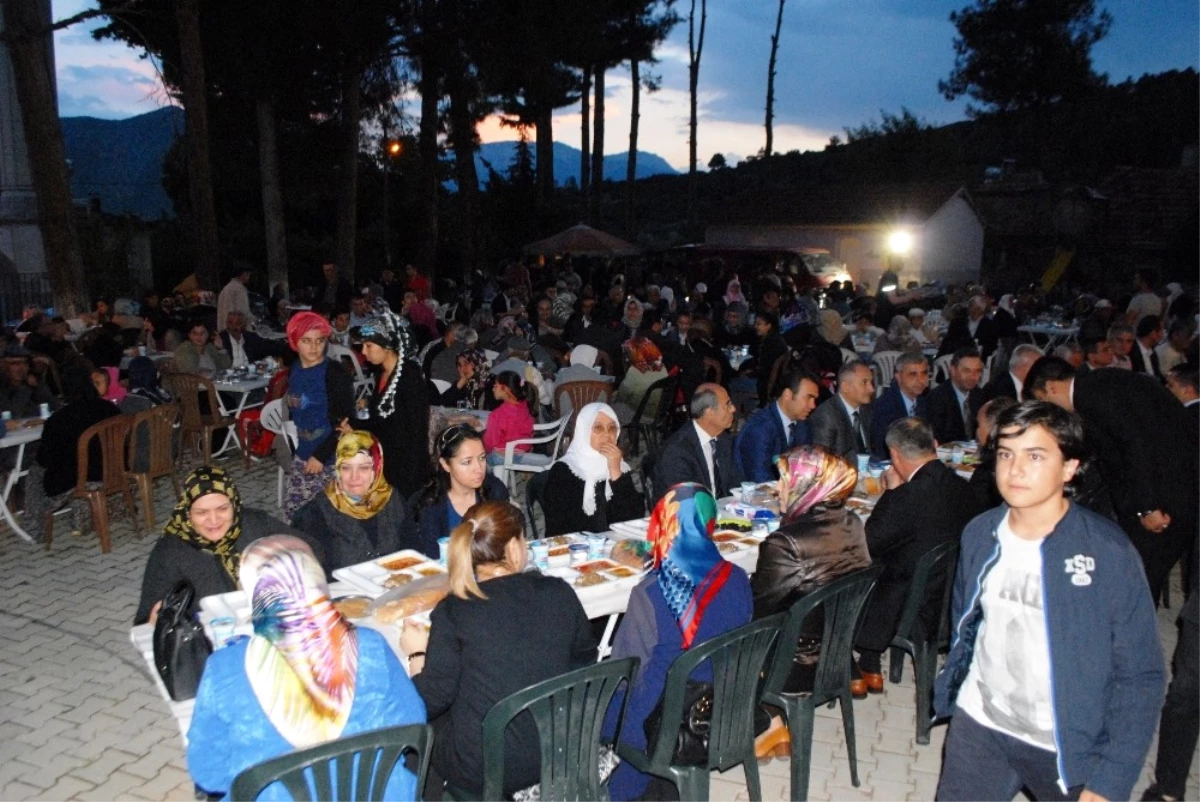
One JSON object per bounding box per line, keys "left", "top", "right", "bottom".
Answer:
{"left": 286, "top": 311, "right": 332, "bottom": 352}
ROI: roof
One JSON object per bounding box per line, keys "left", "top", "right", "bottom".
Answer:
{"left": 710, "top": 183, "right": 970, "bottom": 227}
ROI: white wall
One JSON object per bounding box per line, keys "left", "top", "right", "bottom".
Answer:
{"left": 919, "top": 193, "right": 984, "bottom": 285}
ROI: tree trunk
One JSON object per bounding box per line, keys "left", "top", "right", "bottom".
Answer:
{"left": 579, "top": 64, "right": 591, "bottom": 197}
{"left": 764, "top": 0, "right": 785, "bottom": 159}
{"left": 334, "top": 67, "right": 362, "bottom": 287}
{"left": 174, "top": 0, "right": 220, "bottom": 291}
{"left": 591, "top": 65, "right": 606, "bottom": 193}
{"left": 5, "top": 0, "right": 87, "bottom": 317}
{"left": 255, "top": 97, "right": 288, "bottom": 296}
{"left": 625, "top": 59, "right": 640, "bottom": 235}
{"left": 416, "top": 58, "right": 440, "bottom": 281}
{"left": 687, "top": 0, "right": 707, "bottom": 228}
{"left": 535, "top": 107, "right": 554, "bottom": 203}
{"left": 448, "top": 79, "right": 480, "bottom": 282}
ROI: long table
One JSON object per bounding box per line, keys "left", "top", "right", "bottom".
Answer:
{"left": 0, "top": 419, "right": 44, "bottom": 542}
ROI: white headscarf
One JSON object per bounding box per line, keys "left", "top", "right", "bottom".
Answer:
{"left": 570, "top": 344, "right": 599, "bottom": 368}
{"left": 998, "top": 294, "right": 1015, "bottom": 315}
{"left": 559, "top": 403, "right": 629, "bottom": 517}
{"left": 659, "top": 287, "right": 676, "bottom": 312}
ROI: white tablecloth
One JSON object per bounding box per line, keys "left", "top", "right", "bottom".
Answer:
{"left": 0, "top": 419, "right": 44, "bottom": 542}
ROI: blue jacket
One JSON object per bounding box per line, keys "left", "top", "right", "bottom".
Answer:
{"left": 734, "top": 403, "right": 810, "bottom": 482}
{"left": 870, "top": 383, "right": 927, "bottom": 457}
{"left": 933, "top": 503, "right": 1165, "bottom": 800}
{"left": 410, "top": 473, "right": 510, "bottom": 557}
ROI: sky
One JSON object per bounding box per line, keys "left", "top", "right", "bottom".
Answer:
{"left": 50, "top": 0, "right": 1200, "bottom": 171}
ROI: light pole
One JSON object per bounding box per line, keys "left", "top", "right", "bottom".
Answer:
{"left": 382, "top": 138, "right": 402, "bottom": 268}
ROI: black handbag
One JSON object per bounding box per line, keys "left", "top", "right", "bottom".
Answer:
{"left": 642, "top": 680, "right": 713, "bottom": 766}
{"left": 152, "top": 581, "right": 212, "bottom": 701}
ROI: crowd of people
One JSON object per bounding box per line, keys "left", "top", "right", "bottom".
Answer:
{"left": 3, "top": 256, "right": 1198, "bottom": 801}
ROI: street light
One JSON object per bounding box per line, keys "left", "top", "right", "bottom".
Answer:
{"left": 882, "top": 229, "right": 912, "bottom": 292}
{"left": 382, "top": 139, "right": 402, "bottom": 267}
{"left": 888, "top": 229, "right": 912, "bottom": 256}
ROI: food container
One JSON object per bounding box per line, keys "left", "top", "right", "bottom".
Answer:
{"left": 568, "top": 543, "right": 589, "bottom": 565}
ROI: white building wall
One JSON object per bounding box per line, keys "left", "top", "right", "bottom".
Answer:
{"left": 918, "top": 193, "right": 984, "bottom": 285}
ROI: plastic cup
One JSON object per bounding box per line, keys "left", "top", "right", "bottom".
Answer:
{"left": 752, "top": 520, "right": 769, "bottom": 539}
{"left": 0, "top": 410, "right": 11, "bottom": 422}
{"left": 586, "top": 533, "right": 607, "bottom": 559}
{"left": 210, "top": 616, "right": 236, "bottom": 648}
{"left": 740, "top": 481, "right": 757, "bottom": 501}
{"left": 530, "top": 541, "right": 549, "bottom": 569}
{"left": 137, "top": 345, "right": 147, "bottom": 357}
{"left": 568, "top": 543, "right": 589, "bottom": 566}
{"left": 856, "top": 454, "right": 870, "bottom": 475}
{"left": 438, "top": 536, "right": 450, "bottom": 564}
{"left": 38, "top": 403, "right": 51, "bottom": 419}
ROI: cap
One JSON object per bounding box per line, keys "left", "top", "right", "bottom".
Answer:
{"left": 1094, "top": 299, "right": 1113, "bottom": 308}
{"left": 907, "top": 307, "right": 926, "bottom": 318}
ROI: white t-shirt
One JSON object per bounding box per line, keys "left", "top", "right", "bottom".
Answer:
{"left": 956, "top": 512, "right": 1056, "bottom": 752}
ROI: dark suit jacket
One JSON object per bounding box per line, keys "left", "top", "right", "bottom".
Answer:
{"left": 857, "top": 459, "right": 980, "bottom": 651}
{"left": 981, "top": 369, "right": 1019, "bottom": 404}
{"left": 870, "top": 384, "right": 928, "bottom": 457}
{"left": 938, "top": 316, "right": 998, "bottom": 360}
{"left": 809, "top": 395, "right": 872, "bottom": 464}
{"left": 1128, "top": 343, "right": 1163, "bottom": 381}
{"left": 926, "top": 381, "right": 984, "bottom": 444}
{"left": 652, "top": 421, "right": 742, "bottom": 503}
{"left": 220, "top": 330, "right": 286, "bottom": 363}
{"left": 734, "top": 403, "right": 810, "bottom": 483}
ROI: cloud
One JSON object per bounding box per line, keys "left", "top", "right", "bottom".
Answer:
{"left": 57, "top": 91, "right": 115, "bottom": 117}
{"left": 55, "top": 63, "right": 168, "bottom": 118}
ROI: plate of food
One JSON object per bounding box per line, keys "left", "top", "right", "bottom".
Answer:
{"left": 610, "top": 519, "right": 650, "bottom": 539}
{"left": 333, "top": 549, "right": 442, "bottom": 596}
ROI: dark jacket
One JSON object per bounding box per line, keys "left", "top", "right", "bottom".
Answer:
{"left": 856, "top": 460, "right": 979, "bottom": 652}
{"left": 219, "top": 330, "right": 287, "bottom": 363}
{"left": 652, "top": 421, "right": 742, "bottom": 503}
{"left": 352, "top": 362, "right": 431, "bottom": 499}
{"left": 755, "top": 333, "right": 790, "bottom": 402}
{"left": 291, "top": 489, "right": 421, "bottom": 575}
{"left": 809, "top": 394, "right": 873, "bottom": 464}
{"left": 37, "top": 398, "right": 121, "bottom": 497}
{"left": 301, "top": 358, "right": 356, "bottom": 467}
{"left": 133, "top": 508, "right": 311, "bottom": 624}
{"left": 734, "top": 402, "right": 810, "bottom": 483}
{"left": 981, "top": 369, "right": 1019, "bottom": 404}
{"left": 870, "top": 383, "right": 929, "bottom": 457}
{"left": 408, "top": 474, "right": 509, "bottom": 557}
{"left": 933, "top": 503, "right": 1165, "bottom": 801}
{"left": 925, "top": 380, "right": 984, "bottom": 445}
{"left": 542, "top": 463, "right": 644, "bottom": 537}
{"left": 938, "top": 315, "right": 998, "bottom": 360}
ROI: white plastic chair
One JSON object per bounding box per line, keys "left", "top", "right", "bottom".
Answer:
{"left": 840, "top": 348, "right": 860, "bottom": 365}
{"left": 931, "top": 354, "right": 953, "bottom": 388}
{"left": 327, "top": 343, "right": 372, "bottom": 400}
{"left": 490, "top": 414, "right": 570, "bottom": 495}
{"left": 431, "top": 379, "right": 451, "bottom": 395}
{"left": 259, "top": 399, "right": 297, "bottom": 508}
{"left": 982, "top": 349, "right": 1003, "bottom": 388}
{"left": 871, "top": 351, "right": 902, "bottom": 396}
{"left": 483, "top": 349, "right": 500, "bottom": 365}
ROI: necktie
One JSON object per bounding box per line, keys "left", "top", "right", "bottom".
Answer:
{"left": 709, "top": 438, "right": 722, "bottom": 494}
{"left": 1150, "top": 350, "right": 1161, "bottom": 379}
{"left": 852, "top": 410, "right": 867, "bottom": 453}
{"left": 962, "top": 398, "right": 972, "bottom": 438}
{"left": 789, "top": 420, "right": 801, "bottom": 449}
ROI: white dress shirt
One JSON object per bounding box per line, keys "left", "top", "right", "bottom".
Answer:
{"left": 692, "top": 420, "right": 717, "bottom": 492}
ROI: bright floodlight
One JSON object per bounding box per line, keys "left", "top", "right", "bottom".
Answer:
{"left": 888, "top": 230, "right": 912, "bottom": 255}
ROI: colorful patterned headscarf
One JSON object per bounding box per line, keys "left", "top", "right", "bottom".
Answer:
{"left": 647, "top": 483, "right": 732, "bottom": 649}
{"left": 358, "top": 309, "right": 414, "bottom": 418}
{"left": 459, "top": 347, "right": 491, "bottom": 407}
{"left": 164, "top": 466, "right": 244, "bottom": 582}
{"left": 286, "top": 311, "right": 333, "bottom": 353}
{"left": 775, "top": 446, "right": 858, "bottom": 524}
{"left": 624, "top": 335, "right": 663, "bottom": 373}
{"left": 324, "top": 430, "right": 393, "bottom": 520}
{"left": 241, "top": 540, "right": 359, "bottom": 748}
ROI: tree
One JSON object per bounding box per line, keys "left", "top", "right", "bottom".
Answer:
{"left": 764, "top": 0, "right": 786, "bottom": 158}
{"left": 686, "top": 0, "right": 707, "bottom": 226}
{"left": 939, "top": 0, "right": 1112, "bottom": 115}
{"left": 707, "top": 153, "right": 727, "bottom": 170}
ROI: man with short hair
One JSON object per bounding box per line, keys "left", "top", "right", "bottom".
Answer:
{"left": 0, "top": 345, "right": 55, "bottom": 419}
{"left": 220, "top": 311, "right": 285, "bottom": 367}
{"left": 809, "top": 361, "right": 875, "bottom": 464}
{"left": 1130, "top": 315, "right": 1164, "bottom": 380}
{"left": 1155, "top": 319, "right": 1193, "bottom": 375}
{"left": 1166, "top": 364, "right": 1199, "bottom": 410}
{"left": 1025, "top": 356, "right": 1197, "bottom": 604}
{"left": 217, "top": 262, "right": 255, "bottom": 333}
{"left": 870, "top": 351, "right": 929, "bottom": 456}
{"left": 982, "top": 343, "right": 1041, "bottom": 403}
{"left": 934, "top": 401, "right": 1164, "bottom": 802}
{"left": 422, "top": 322, "right": 465, "bottom": 379}
{"left": 349, "top": 294, "right": 373, "bottom": 329}
{"left": 735, "top": 368, "right": 820, "bottom": 482}
{"left": 854, "top": 417, "right": 979, "bottom": 696}
{"left": 652, "top": 383, "right": 742, "bottom": 501}
{"left": 939, "top": 295, "right": 999, "bottom": 360}
{"left": 1107, "top": 323, "right": 1135, "bottom": 370}
{"left": 927, "top": 347, "right": 985, "bottom": 444}
{"left": 315, "top": 262, "right": 354, "bottom": 315}
{"left": 1077, "top": 338, "right": 1114, "bottom": 375}
{"left": 1126, "top": 267, "right": 1163, "bottom": 327}
{"left": 173, "top": 321, "right": 232, "bottom": 373}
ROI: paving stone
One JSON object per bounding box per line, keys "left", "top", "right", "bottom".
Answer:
{"left": 75, "top": 769, "right": 143, "bottom": 801}
{"left": 0, "top": 781, "right": 46, "bottom": 800}
{"left": 29, "top": 775, "right": 94, "bottom": 802}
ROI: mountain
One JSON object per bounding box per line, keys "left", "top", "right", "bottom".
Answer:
{"left": 60, "top": 106, "right": 182, "bottom": 221}
{"left": 474, "top": 141, "right": 678, "bottom": 188}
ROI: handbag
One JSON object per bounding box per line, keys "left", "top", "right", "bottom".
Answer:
{"left": 152, "top": 580, "right": 212, "bottom": 701}
{"left": 642, "top": 679, "right": 713, "bottom": 766}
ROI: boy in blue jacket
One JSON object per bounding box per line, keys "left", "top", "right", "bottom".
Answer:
{"left": 934, "top": 401, "right": 1165, "bottom": 801}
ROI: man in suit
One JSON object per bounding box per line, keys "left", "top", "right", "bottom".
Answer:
{"left": 809, "top": 361, "right": 875, "bottom": 464}
{"left": 314, "top": 261, "right": 354, "bottom": 316}
{"left": 734, "top": 368, "right": 819, "bottom": 482}
{"left": 1027, "top": 356, "right": 1197, "bottom": 604}
{"left": 1076, "top": 337, "right": 1114, "bottom": 376}
{"left": 981, "top": 343, "right": 1041, "bottom": 403}
{"left": 1129, "top": 314, "right": 1164, "bottom": 380}
{"left": 938, "top": 295, "right": 999, "bottom": 360}
{"left": 853, "top": 417, "right": 980, "bottom": 695}
{"left": 926, "top": 347, "right": 985, "bottom": 444}
{"left": 652, "top": 383, "right": 742, "bottom": 502}
{"left": 1166, "top": 364, "right": 1199, "bottom": 438}
{"left": 219, "top": 311, "right": 286, "bottom": 367}
{"left": 870, "top": 352, "right": 929, "bottom": 456}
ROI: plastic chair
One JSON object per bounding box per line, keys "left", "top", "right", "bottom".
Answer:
{"left": 617, "top": 614, "right": 785, "bottom": 802}
{"left": 445, "top": 657, "right": 639, "bottom": 801}
{"left": 258, "top": 399, "right": 296, "bottom": 508}
{"left": 931, "top": 354, "right": 953, "bottom": 388}
{"left": 45, "top": 414, "right": 140, "bottom": 553}
{"left": 594, "top": 350, "right": 614, "bottom": 377}
{"left": 126, "top": 403, "right": 182, "bottom": 530}
{"left": 840, "top": 348, "right": 860, "bottom": 365}
{"left": 492, "top": 414, "right": 570, "bottom": 495}
{"left": 431, "top": 378, "right": 451, "bottom": 395}
{"left": 626, "top": 372, "right": 680, "bottom": 455}
{"left": 524, "top": 469, "right": 550, "bottom": 540}
{"left": 759, "top": 565, "right": 884, "bottom": 802}
{"left": 166, "top": 372, "right": 241, "bottom": 465}
{"left": 327, "top": 343, "right": 372, "bottom": 401}
{"left": 871, "top": 351, "right": 902, "bottom": 396}
{"left": 765, "top": 350, "right": 795, "bottom": 403}
{"left": 553, "top": 379, "right": 614, "bottom": 433}
{"left": 229, "top": 723, "right": 433, "bottom": 802}
{"left": 887, "top": 541, "right": 959, "bottom": 744}
{"left": 702, "top": 356, "right": 723, "bottom": 385}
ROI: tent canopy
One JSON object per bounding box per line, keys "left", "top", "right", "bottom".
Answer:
{"left": 523, "top": 223, "right": 641, "bottom": 257}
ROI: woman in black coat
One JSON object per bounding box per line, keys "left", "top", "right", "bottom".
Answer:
{"left": 408, "top": 424, "right": 509, "bottom": 555}
{"left": 543, "top": 403, "right": 643, "bottom": 536}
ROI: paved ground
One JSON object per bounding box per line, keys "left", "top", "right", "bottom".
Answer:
{"left": 1, "top": 453, "right": 1196, "bottom": 801}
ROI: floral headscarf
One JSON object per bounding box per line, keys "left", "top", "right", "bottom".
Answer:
{"left": 624, "top": 335, "right": 663, "bottom": 373}
{"left": 458, "top": 347, "right": 491, "bottom": 407}
{"left": 241, "top": 540, "right": 359, "bottom": 748}
{"left": 286, "top": 311, "right": 332, "bottom": 353}
{"left": 164, "top": 466, "right": 244, "bottom": 582}
{"left": 324, "top": 430, "right": 393, "bottom": 520}
{"left": 818, "top": 309, "right": 848, "bottom": 346}
{"left": 358, "top": 309, "right": 414, "bottom": 418}
{"left": 647, "top": 483, "right": 732, "bottom": 649}
{"left": 775, "top": 446, "right": 858, "bottom": 524}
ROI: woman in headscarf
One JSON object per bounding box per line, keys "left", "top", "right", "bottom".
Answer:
{"left": 133, "top": 466, "right": 308, "bottom": 624}
{"left": 543, "top": 403, "right": 644, "bottom": 536}
{"left": 723, "top": 277, "right": 747, "bottom": 308}
{"left": 187, "top": 538, "right": 426, "bottom": 801}
{"left": 119, "top": 356, "right": 171, "bottom": 414}
{"left": 816, "top": 308, "right": 852, "bottom": 350}
{"left": 620, "top": 297, "right": 645, "bottom": 341}
{"left": 281, "top": 311, "right": 355, "bottom": 521}
{"left": 751, "top": 447, "right": 870, "bottom": 697}
{"left": 615, "top": 335, "right": 669, "bottom": 423}
{"left": 292, "top": 430, "right": 426, "bottom": 573}
{"left": 603, "top": 483, "right": 753, "bottom": 801}
{"left": 90, "top": 365, "right": 127, "bottom": 404}
{"left": 341, "top": 309, "right": 430, "bottom": 498}
{"left": 438, "top": 347, "right": 491, "bottom": 409}
{"left": 873, "top": 314, "right": 923, "bottom": 355}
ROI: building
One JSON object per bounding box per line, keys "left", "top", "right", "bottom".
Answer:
{"left": 705, "top": 183, "right": 984, "bottom": 290}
